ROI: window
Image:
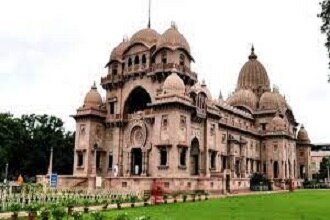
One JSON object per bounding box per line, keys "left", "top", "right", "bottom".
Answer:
{"left": 128, "top": 57, "right": 132, "bottom": 67}
{"left": 210, "top": 124, "right": 215, "bottom": 136}
{"left": 160, "top": 147, "right": 168, "bottom": 166}
{"left": 96, "top": 151, "right": 101, "bottom": 169}
{"left": 222, "top": 156, "right": 227, "bottom": 170}
{"left": 179, "top": 53, "right": 185, "bottom": 66}
{"left": 134, "top": 55, "right": 139, "bottom": 65}
{"left": 300, "top": 151, "right": 304, "bottom": 157}
{"left": 180, "top": 115, "right": 186, "bottom": 129}
{"left": 179, "top": 148, "right": 187, "bottom": 166}
{"left": 112, "top": 64, "right": 118, "bottom": 75}
{"left": 161, "top": 51, "right": 167, "bottom": 64}
{"left": 261, "top": 123, "right": 266, "bottom": 131}
{"left": 210, "top": 151, "right": 217, "bottom": 169}
{"left": 221, "top": 134, "right": 227, "bottom": 143}
{"left": 274, "top": 144, "right": 278, "bottom": 152}
{"left": 108, "top": 154, "right": 113, "bottom": 169}
{"left": 77, "top": 152, "right": 84, "bottom": 167}
{"left": 142, "top": 54, "right": 147, "bottom": 65}
{"left": 110, "top": 102, "right": 116, "bottom": 114}
{"left": 161, "top": 115, "right": 168, "bottom": 130}
{"left": 263, "top": 163, "right": 266, "bottom": 173}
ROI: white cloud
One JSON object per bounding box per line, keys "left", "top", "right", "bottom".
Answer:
{"left": 0, "top": 0, "right": 329, "bottom": 142}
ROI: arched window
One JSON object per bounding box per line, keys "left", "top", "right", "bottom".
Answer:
{"left": 161, "top": 51, "right": 167, "bottom": 64}
{"left": 128, "top": 57, "right": 132, "bottom": 67}
{"left": 134, "top": 55, "right": 140, "bottom": 65}
{"left": 179, "top": 53, "right": 185, "bottom": 66}
{"left": 112, "top": 63, "right": 118, "bottom": 75}
{"left": 142, "top": 54, "right": 147, "bottom": 65}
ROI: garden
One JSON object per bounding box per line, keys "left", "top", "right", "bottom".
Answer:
{"left": 1, "top": 183, "right": 330, "bottom": 220}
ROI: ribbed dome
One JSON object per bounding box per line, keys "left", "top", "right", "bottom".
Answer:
{"left": 156, "top": 23, "right": 190, "bottom": 53}
{"left": 227, "top": 89, "right": 258, "bottom": 110}
{"left": 297, "top": 125, "right": 310, "bottom": 142}
{"left": 163, "top": 72, "right": 185, "bottom": 95}
{"left": 237, "top": 47, "right": 270, "bottom": 93}
{"left": 110, "top": 39, "right": 130, "bottom": 61}
{"left": 84, "top": 83, "right": 102, "bottom": 108}
{"left": 270, "top": 114, "right": 286, "bottom": 132}
{"left": 130, "top": 28, "right": 160, "bottom": 47}
{"left": 259, "top": 91, "right": 286, "bottom": 110}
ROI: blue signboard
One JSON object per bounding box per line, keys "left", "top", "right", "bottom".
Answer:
{"left": 50, "top": 173, "right": 57, "bottom": 188}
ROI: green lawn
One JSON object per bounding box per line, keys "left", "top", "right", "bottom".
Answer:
{"left": 85, "top": 190, "right": 330, "bottom": 220}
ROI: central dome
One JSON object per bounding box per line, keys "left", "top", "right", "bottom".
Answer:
{"left": 130, "top": 28, "right": 160, "bottom": 47}
{"left": 156, "top": 23, "right": 190, "bottom": 54}
{"left": 236, "top": 46, "right": 270, "bottom": 94}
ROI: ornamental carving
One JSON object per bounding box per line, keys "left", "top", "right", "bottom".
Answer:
{"left": 125, "top": 120, "right": 148, "bottom": 148}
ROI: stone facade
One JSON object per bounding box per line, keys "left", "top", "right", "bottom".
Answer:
{"left": 68, "top": 23, "right": 312, "bottom": 193}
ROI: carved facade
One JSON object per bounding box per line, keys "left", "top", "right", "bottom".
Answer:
{"left": 71, "top": 23, "right": 312, "bottom": 192}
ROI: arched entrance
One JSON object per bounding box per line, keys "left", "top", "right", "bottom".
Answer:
{"left": 190, "top": 138, "right": 200, "bottom": 175}
{"left": 124, "top": 87, "right": 151, "bottom": 114}
{"left": 273, "top": 161, "right": 279, "bottom": 178}
{"left": 131, "top": 148, "right": 142, "bottom": 175}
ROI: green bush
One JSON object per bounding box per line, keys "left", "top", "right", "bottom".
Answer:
{"left": 72, "top": 211, "right": 83, "bottom": 220}
{"left": 91, "top": 212, "right": 105, "bottom": 220}
{"left": 114, "top": 213, "right": 130, "bottom": 220}
{"left": 51, "top": 205, "right": 66, "bottom": 220}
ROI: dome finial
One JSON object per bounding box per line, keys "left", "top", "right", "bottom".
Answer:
{"left": 147, "top": 0, "right": 151, "bottom": 28}
{"left": 248, "top": 44, "right": 257, "bottom": 60}
{"left": 171, "top": 21, "right": 178, "bottom": 30}
{"left": 92, "top": 81, "right": 97, "bottom": 89}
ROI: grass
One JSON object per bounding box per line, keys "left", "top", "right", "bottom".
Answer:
{"left": 81, "top": 190, "right": 330, "bottom": 220}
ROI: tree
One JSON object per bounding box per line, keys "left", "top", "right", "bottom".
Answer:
{"left": 319, "top": 156, "right": 330, "bottom": 180}
{"left": 0, "top": 113, "right": 74, "bottom": 181}
{"left": 319, "top": 0, "right": 330, "bottom": 81}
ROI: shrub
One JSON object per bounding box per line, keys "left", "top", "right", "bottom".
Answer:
{"left": 40, "top": 207, "right": 50, "bottom": 220}
{"left": 130, "top": 195, "right": 138, "bottom": 207}
{"left": 72, "top": 211, "right": 83, "bottom": 220}
{"left": 182, "top": 193, "right": 188, "bottom": 202}
{"left": 91, "top": 212, "right": 105, "bottom": 220}
{"left": 51, "top": 205, "right": 66, "bottom": 220}
{"left": 250, "top": 173, "right": 269, "bottom": 191}
{"left": 114, "top": 213, "right": 130, "bottom": 220}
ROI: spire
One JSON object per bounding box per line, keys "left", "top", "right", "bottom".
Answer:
{"left": 201, "top": 79, "right": 206, "bottom": 87}
{"left": 248, "top": 44, "right": 257, "bottom": 60}
{"left": 218, "top": 90, "right": 223, "bottom": 100}
{"left": 147, "top": 0, "right": 151, "bottom": 28}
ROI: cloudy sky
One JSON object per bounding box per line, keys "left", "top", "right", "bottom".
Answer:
{"left": 0, "top": 0, "right": 329, "bottom": 143}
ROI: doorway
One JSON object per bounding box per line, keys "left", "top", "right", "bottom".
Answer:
{"left": 190, "top": 138, "right": 200, "bottom": 175}
{"left": 131, "top": 148, "right": 142, "bottom": 175}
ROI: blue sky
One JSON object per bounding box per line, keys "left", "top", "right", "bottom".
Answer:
{"left": 0, "top": 0, "right": 329, "bottom": 143}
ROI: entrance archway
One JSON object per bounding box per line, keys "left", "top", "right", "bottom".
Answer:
{"left": 131, "top": 148, "right": 142, "bottom": 175}
{"left": 190, "top": 138, "right": 200, "bottom": 175}
{"left": 273, "top": 161, "right": 279, "bottom": 178}
{"left": 124, "top": 87, "right": 151, "bottom": 114}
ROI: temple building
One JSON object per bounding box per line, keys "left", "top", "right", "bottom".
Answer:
{"left": 67, "top": 23, "right": 312, "bottom": 193}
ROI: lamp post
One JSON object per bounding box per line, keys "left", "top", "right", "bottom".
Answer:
{"left": 48, "top": 147, "right": 54, "bottom": 176}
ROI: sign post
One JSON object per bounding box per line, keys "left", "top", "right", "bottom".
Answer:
{"left": 50, "top": 173, "right": 57, "bottom": 188}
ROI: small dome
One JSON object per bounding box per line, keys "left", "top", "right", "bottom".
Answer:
{"left": 130, "top": 28, "right": 160, "bottom": 47}
{"left": 84, "top": 83, "right": 102, "bottom": 108}
{"left": 297, "top": 125, "right": 310, "bottom": 142}
{"left": 227, "top": 89, "right": 258, "bottom": 111}
{"left": 156, "top": 23, "right": 190, "bottom": 54}
{"left": 110, "top": 39, "right": 130, "bottom": 61}
{"left": 236, "top": 46, "right": 270, "bottom": 93}
{"left": 259, "top": 91, "right": 286, "bottom": 110}
{"left": 270, "top": 114, "right": 286, "bottom": 131}
{"left": 163, "top": 72, "right": 185, "bottom": 95}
